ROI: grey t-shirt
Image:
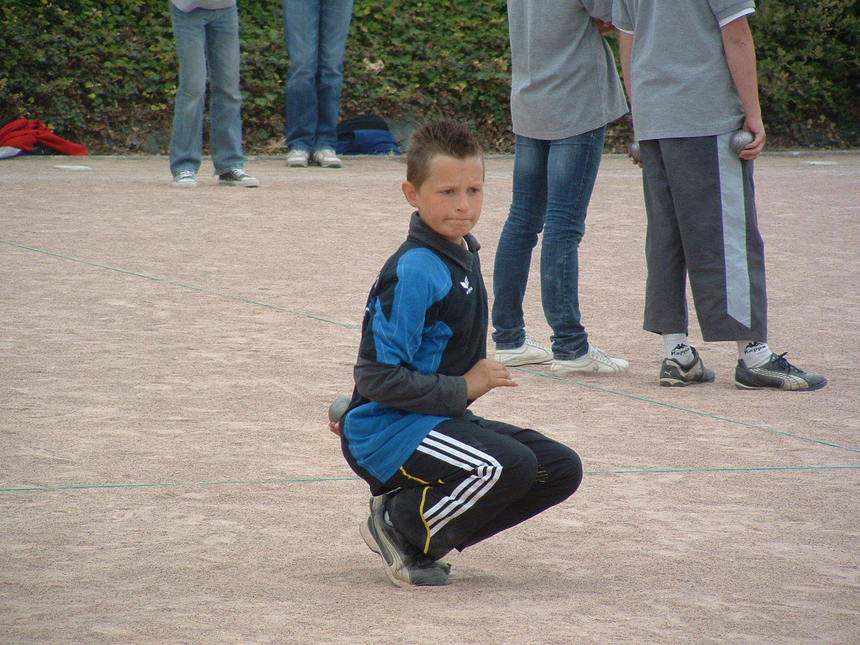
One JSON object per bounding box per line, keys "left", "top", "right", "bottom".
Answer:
{"left": 613, "top": 0, "right": 755, "bottom": 141}
{"left": 508, "top": 0, "right": 628, "bottom": 140}
{"left": 170, "top": 0, "right": 235, "bottom": 12}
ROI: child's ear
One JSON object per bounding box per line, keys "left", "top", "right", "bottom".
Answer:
{"left": 402, "top": 181, "right": 419, "bottom": 208}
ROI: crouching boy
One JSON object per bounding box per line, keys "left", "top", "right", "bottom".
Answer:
{"left": 336, "top": 119, "right": 583, "bottom": 586}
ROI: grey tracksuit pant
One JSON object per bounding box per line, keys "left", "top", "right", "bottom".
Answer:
{"left": 640, "top": 133, "right": 767, "bottom": 342}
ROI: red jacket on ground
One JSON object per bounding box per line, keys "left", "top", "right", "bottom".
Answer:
{"left": 0, "top": 118, "right": 88, "bottom": 155}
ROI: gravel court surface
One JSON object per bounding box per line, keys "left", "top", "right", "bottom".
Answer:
{"left": 1, "top": 153, "right": 858, "bottom": 644}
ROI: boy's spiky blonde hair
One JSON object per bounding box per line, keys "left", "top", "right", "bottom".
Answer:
{"left": 406, "top": 119, "right": 483, "bottom": 189}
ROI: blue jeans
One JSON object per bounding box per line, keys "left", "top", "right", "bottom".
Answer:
{"left": 283, "top": 0, "right": 354, "bottom": 152}
{"left": 169, "top": 4, "right": 244, "bottom": 176}
{"left": 492, "top": 128, "right": 606, "bottom": 360}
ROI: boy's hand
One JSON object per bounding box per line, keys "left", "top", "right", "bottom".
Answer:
{"left": 328, "top": 420, "right": 342, "bottom": 437}
{"left": 464, "top": 359, "right": 518, "bottom": 400}
{"left": 739, "top": 117, "right": 766, "bottom": 160}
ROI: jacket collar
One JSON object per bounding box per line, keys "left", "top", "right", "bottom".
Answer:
{"left": 407, "top": 211, "right": 480, "bottom": 271}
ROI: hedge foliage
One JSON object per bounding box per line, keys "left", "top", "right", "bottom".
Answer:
{"left": 1, "top": 0, "right": 858, "bottom": 154}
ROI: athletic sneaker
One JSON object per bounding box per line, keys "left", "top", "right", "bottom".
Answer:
{"left": 360, "top": 495, "right": 449, "bottom": 587}
{"left": 286, "top": 149, "right": 309, "bottom": 167}
{"left": 551, "top": 344, "right": 629, "bottom": 376}
{"left": 495, "top": 335, "right": 551, "bottom": 367}
{"left": 218, "top": 169, "right": 260, "bottom": 187}
{"left": 367, "top": 496, "right": 451, "bottom": 574}
{"left": 659, "top": 347, "right": 715, "bottom": 387}
{"left": 311, "top": 148, "right": 342, "bottom": 168}
{"left": 734, "top": 353, "right": 827, "bottom": 391}
{"left": 171, "top": 169, "right": 197, "bottom": 188}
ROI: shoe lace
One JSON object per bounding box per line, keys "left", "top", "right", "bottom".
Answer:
{"left": 771, "top": 352, "right": 802, "bottom": 374}
{"left": 589, "top": 345, "right": 614, "bottom": 365}
{"left": 177, "top": 170, "right": 195, "bottom": 179}
{"left": 523, "top": 335, "right": 544, "bottom": 349}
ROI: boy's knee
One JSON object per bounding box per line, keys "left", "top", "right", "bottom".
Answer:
{"left": 496, "top": 446, "right": 539, "bottom": 492}
{"left": 557, "top": 448, "right": 583, "bottom": 496}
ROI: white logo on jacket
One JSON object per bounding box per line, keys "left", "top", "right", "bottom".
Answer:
{"left": 460, "top": 276, "right": 473, "bottom": 294}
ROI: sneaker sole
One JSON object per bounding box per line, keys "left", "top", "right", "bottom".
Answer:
{"left": 660, "top": 379, "right": 714, "bottom": 387}
{"left": 660, "top": 372, "right": 716, "bottom": 387}
{"left": 552, "top": 363, "right": 629, "bottom": 376}
{"left": 733, "top": 377, "right": 827, "bottom": 391}
{"left": 660, "top": 378, "right": 692, "bottom": 387}
{"left": 359, "top": 517, "right": 412, "bottom": 588}
{"left": 496, "top": 355, "right": 552, "bottom": 367}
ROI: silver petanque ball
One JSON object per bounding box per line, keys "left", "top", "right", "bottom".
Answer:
{"left": 327, "top": 396, "right": 351, "bottom": 423}
{"left": 628, "top": 140, "right": 641, "bottom": 164}
{"left": 730, "top": 130, "right": 754, "bottom": 155}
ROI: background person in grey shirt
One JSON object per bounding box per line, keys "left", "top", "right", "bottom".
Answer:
{"left": 613, "top": 0, "right": 826, "bottom": 391}
{"left": 492, "top": 0, "right": 629, "bottom": 376}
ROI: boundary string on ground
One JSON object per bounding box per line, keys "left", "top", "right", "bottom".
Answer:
{"left": 1, "top": 240, "right": 358, "bottom": 330}
{"left": 514, "top": 366, "right": 860, "bottom": 455}
{"left": 2, "top": 465, "right": 858, "bottom": 494}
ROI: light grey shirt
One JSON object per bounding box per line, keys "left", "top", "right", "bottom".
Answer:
{"left": 170, "top": 0, "right": 235, "bottom": 12}
{"left": 507, "top": 0, "right": 628, "bottom": 140}
{"left": 613, "top": 0, "right": 755, "bottom": 141}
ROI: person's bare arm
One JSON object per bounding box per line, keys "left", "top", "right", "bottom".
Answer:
{"left": 618, "top": 30, "right": 633, "bottom": 101}
{"left": 721, "top": 17, "right": 765, "bottom": 160}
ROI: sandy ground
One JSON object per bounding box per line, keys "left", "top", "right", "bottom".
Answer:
{"left": 1, "top": 152, "right": 858, "bottom": 645}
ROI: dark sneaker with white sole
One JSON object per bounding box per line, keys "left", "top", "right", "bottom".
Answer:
{"left": 659, "top": 347, "right": 715, "bottom": 387}
{"left": 360, "top": 495, "right": 449, "bottom": 587}
{"left": 218, "top": 168, "right": 260, "bottom": 187}
{"left": 734, "top": 353, "right": 827, "bottom": 391}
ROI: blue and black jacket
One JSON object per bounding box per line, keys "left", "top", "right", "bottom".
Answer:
{"left": 342, "top": 211, "right": 488, "bottom": 482}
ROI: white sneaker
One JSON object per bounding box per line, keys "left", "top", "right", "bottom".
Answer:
{"left": 286, "top": 149, "right": 309, "bottom": 167}
{"left": 171, "top": 169, "right": 197, "bottom": 188}
{"left": 495, "top": 336, "right": 551, "bottom": 367}
{"left": 551, "top": 344, "right": 629, "bottom": 375}
{"left": 311, "top": 148, "right": 342, "bottom": 168}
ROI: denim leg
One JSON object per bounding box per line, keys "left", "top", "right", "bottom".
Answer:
{"left": 540, "top": 127, "right": 605, "bottom": 359}
{"left": 169, "top": 6, "right": 207, "bottom": 175}
{"left": 283, "top": 0, "right": 321, "bottom": 151}
{"left": 315, "top": 0, "right": 354, "bottom": 151}
{"left": 492, "top": 136, "right": 549, "bottom": 349}
{"left": 206, "top": 6, "right": 244, "bottom": 174}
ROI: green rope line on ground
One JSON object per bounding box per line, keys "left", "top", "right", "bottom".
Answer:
{"left": 514, "top": 366, "right": 860, "bottom": 455}
{"left": 4, "top": 240, "right": 856, "bottom": 457}
{"left": 2, "top": 465, "right": 857, "bottom": 493}
{"left": 1, "top": 240, "right": 359, "bottom": 330}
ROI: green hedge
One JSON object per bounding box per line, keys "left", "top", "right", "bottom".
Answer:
{"left": 1, "top": 0, "right": 858, "bottom": 154}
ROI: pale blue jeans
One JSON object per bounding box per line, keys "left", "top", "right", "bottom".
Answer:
{"left": 283, "top": 0, "right": 354, "bottom": 152}
{"left": 492, "top": 128, "right": 606, "bottom": 360}
{"left": 169, "top": 4, "right": 245, "bottom": 176}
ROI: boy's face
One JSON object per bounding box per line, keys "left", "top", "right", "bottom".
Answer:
{"left": 402, "top": 154, "right": 485, "bottom": 244}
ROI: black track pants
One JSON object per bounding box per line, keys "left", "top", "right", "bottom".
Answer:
{"left": 345, "top": 413, "right": 582, "bottom": 561}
